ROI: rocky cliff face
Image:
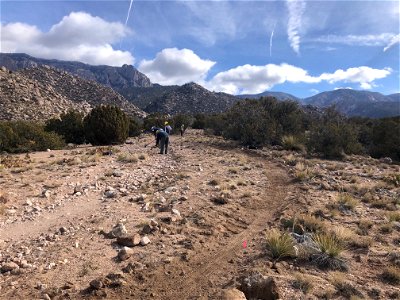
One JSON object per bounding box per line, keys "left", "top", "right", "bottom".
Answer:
{"left": 145, "top": 82, "right": 239, "bottom": 114}
{"left": 0, "top": 66, "right": 146, "bottom": 121}
{"left": 0, "top": 53, "right": 152, "bottom": 91}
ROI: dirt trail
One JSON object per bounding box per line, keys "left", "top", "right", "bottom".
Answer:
{"left": 0, "top": 130, "right": 294, "bottom": 299}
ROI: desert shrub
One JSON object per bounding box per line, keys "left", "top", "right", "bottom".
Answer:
{"left": 128, "top": 117, "right": 142, "bottom": 137}
{"left": 143, "top": 113, "right": 168, "bottom": 131}
{"left": 0, "top": 121, "right": 65, "bottom": 153}
{"left": 45, "top": 110, "right": 85, "bottom": 144}
{"left": 192, "top": 113, "right": 206, "bottom": 129}
{"left": 369, "top": 117, "right": 400, "bottom": 161}
{"left": 172, "top": 114, "right": 192, "bottom": 133}
{"left": 84, "top": 105, "right": 129, "bottom": 146}
{"left": 205, "top": 114, "right": 227, "bottom": 136}
{"left": 307, "top": 107, "right": 362, "bottom": 159}
{"left": 265, "top": 229, "right": 296, "bottom": 260}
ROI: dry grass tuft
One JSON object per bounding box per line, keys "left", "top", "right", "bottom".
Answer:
{"left": 293, "top": 162, "right": 313, "bottom": 182}
{"left": 387, "top": 211, "right": 400, "bottom": 222}
{"left": 265, "top": 229, "right": 296, "bottom": 260}
{"left": 117, "top": 153, "right": 138, "bottom": 163}
{"left": 336, "top": 193, "right": 358, "bottom": 211}
{"left": 357, "top": 219, "right": 374, "bottom": 235}
{"left": 329, "top": 272, "right": 364, "bottom": 298}
{"left": 292, "top": 273, "right": 314, "bottom": 294}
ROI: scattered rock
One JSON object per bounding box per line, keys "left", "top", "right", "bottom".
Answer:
{"left": 118, "top": 247, "right": 133, "bottom": 261}
{"left": 220, "top": 288, "right": 247, "bottom": 300}
{"left": 1, "top": 262, "right": 19, "bottom": 273}
{"left": 108, "top": 223, "right": 128, "bottom": 238}
{"left": 171, "top": 208, "right": 181, "bottom": 217}
{"left": 140, "top": 236, "right": 151, "bottom": 246}
{"left": 238, "top": 271, "right": 280, "bottom": 300}
{"left": 117, "top": 234, "right": 141, "bottom": 247}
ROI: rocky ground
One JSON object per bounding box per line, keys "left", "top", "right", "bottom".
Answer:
{"left": 0, "top": 130, "right": 399, "bottom": 299}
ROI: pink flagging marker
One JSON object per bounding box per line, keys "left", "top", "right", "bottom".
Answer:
{"left": 242, "top": 240, "right": 247, "bottom": 248}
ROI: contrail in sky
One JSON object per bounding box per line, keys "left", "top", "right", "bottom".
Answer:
{"left": 125, "top": 0, "right": 134, "bottom": 25}
{"left": 269, "top": 23, "right": 276, "bottom": 57}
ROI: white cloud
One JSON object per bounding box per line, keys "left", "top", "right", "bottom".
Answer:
{"left": 0, "top": 12, "right": 134, "bottom": 66}
{"left": 207, "top": 64, "right": 392, "bottom": 94}
{"left": 313, "top": 33, "right": 399, "bottom": 51}
{"left": 207, "top": 63, "right": 319, "bottom": 94}
{"left": 384, "top": 34, "right": 400, "bottom": 51}
{"left": 319, "top": 66, "right": 392, "bottom": 89}
{"left": 138, "top": 48, "right": 216, "bottom": 85}
{"left": 334, "top": 87, "right": 353, "bottom": 90}
{"left": 286, "top": 0, "right": 306, "bottom": 54}
{"left": 309, "top": 88, "right": 319, "bottom": 95}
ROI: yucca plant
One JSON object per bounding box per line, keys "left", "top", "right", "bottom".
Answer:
{"left": 312, "top": 232, "right": 347, "bottom": 271}
{"left": 265, "top": 229, "right": 296, "bottom": 260}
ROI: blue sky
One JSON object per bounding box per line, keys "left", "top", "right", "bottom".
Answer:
{"left": 1, "top": 0, "right": 399, "bottom": 97}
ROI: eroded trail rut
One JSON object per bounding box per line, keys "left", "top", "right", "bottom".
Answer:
{"left": 0, "top": 130, "right": 293, "bottom": 299}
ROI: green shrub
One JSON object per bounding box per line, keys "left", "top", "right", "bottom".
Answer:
{"left": 265, "top": 229, "right": 296, "bottom": 260}
{"left": 307, "top": 107, "right": 362, "bottom": 159}
{"left": 143, "top": 113, "right": 168, "bottom": 131}
{"left": 45, "top": 110, "right": 85, "bottom": 144}
{"left": 84, "top": 105, "right": 129, "bottom": 146}
{"left": 0, "top": 121, "right": 65, "bottom": 153}
{"left": 192, "top": 113, "right": 206, "bottom": 129}
{"left": 128, "top": 117, "right": 142, "bottom": 137}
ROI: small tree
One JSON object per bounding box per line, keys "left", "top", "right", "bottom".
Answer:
{"left": 45, "top": 110, "right": 85, "bottom": 144}
{"left": 84, "top": 105, "right": 129, "bottom": 145}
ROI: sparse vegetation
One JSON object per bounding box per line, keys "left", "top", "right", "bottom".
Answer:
{"left": 265, "top": 229, "right": 296, "bottom": 260}
{"left": 381, "top": 266, "right": 400, "bottom": 285}
{"left": 117, "top": 153, "right": 138, "bottom": 163}
{"left": 292, "top": 273, "right": 314, "bottom": 294}
{"left": 336, "top": 193, "right": 358, "bottom": 211}
{"left": 329, "top": 272, "right": 364, "bottom": 298}
{"left": 282, "top": 135, "right": 305, "bottom": 152}
{"left": 0, "top": 120, "right": 65, "bottom": 153}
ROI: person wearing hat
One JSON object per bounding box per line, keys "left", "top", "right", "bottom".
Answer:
{"left": 164, "top": 121, "right": 172, "bottom": 134}
{"left": 152, "top": 127, "right": 169, "bottom": 154}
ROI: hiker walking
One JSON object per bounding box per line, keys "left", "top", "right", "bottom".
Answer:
{"left": 180, "top": 124, "right": 185, "bottom": 137}
{"left": 164, "top": 121, "right": 172, "bottom": 134}
{"left": 152, "top": 127, "right": 169, "bottom": 154}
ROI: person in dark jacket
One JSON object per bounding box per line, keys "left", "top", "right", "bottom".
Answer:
{"left": 152, "top": 127, "right": 169, "bottom": 154}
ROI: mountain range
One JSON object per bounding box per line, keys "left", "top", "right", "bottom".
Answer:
{"left": 0, "top": 53, "right": 399, "bottom": 118}
{"left": 0, "top": 65, "right": 145, "bottom": 121}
